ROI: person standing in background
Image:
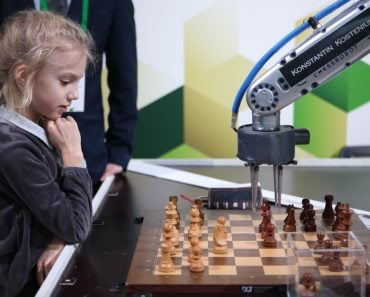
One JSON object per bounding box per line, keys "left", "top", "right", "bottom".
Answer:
{"left": 0, "top": 0, "right": 138, "bottom": 192}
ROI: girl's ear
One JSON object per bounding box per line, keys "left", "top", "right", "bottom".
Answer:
{"left": 14, "top": 64, "right": 29, "bottom": 89}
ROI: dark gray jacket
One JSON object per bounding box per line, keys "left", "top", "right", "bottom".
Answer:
{"left": 0, "top": 106, "right": 92, "bottom": 296}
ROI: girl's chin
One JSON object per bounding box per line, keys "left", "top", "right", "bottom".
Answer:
{"left": 44, "top": 114, "right": 62, "bottom": 121}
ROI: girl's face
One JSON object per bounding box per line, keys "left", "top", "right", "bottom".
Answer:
{"left": 27, "top": 46, "right": 87, "bottom": 123}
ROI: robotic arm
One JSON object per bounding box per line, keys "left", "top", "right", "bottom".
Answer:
{"left": 235, "top": 0, "right": 370, "bottom": 210}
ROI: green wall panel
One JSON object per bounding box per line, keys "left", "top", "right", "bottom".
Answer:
{"left": 312, "top": 61, "right": 370, "bottom": 112}
{"left": 133, "top": 87, "right": 184, "bottom": 158}
{"left": 294, "top": 93, "right": 346, "bottom": 157}
{"left": 160, "top": 144, "right": 209, "bottom": 159}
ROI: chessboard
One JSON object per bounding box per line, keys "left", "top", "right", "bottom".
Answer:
{"left": 125, "top": 207, "right": 369, "bottom": 297}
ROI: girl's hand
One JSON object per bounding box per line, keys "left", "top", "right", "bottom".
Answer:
{"left": 36, "top": 238, "right": 65, "bottom": 285}
{"left": 44, "top": 116, "right": 85, "bottom": 167}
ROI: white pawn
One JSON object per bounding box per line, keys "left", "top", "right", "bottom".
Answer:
{"left": 158, "top": 243, "right": 175, "bottom": 273}
{"left": 165, "top": 219, "right": 179, "bottom": 247}
{"left": 188, "top": 236, "right": 200, "bottom": 263}
{"left": 162, "top": 222, "right": 176, "bottom": 256}
{"left": 189, "top": 246, "right": 204, "bottom": 273}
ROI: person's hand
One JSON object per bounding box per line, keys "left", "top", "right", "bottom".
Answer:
{"left": 100, "top": 163, "right": 123, "bottom": 181}
{"left": 44, "top": 116, "right": 84, "bottom": 167}
{"left": 36, "top": 238, "right": 65, "bottom": 285}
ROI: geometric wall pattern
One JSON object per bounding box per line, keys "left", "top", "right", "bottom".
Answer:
{"left": 133, "top": 87, "right": 183, "bottom": 158}
{"left": 294, "top": 61, "right": 370, "bottom": 157}
{"left": 130, "top": 0, "right": 370, "bottom": 159}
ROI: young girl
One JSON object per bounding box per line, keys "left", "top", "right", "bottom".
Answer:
{"left": 0, "top": 10, "right": 94, "bottom": 296}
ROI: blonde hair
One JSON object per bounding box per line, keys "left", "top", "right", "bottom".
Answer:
{"left": 0, "top": 9, "right": 95, "bottom": 110}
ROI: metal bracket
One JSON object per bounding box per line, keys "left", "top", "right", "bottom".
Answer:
{"left": 59, "top": 277, "right": 77, "bottom": 286}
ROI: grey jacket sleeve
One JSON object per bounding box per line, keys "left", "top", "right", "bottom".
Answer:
{"left": 2, "top": 141, "right": 93, "bottom": 244}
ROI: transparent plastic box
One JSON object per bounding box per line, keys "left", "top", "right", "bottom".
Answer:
{"left": 287, "top": 231, "right": 366, "bottom": 297}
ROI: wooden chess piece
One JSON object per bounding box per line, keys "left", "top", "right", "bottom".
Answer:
{"left": 337, "top": 204, "right": 352, "bottom": 245}
{"left": 302, "top": 203, "right": 312, "bottom": 224}
{"left": 158, "top": 243, "right": 175, "bottom": 273}
{"left": 164, "top": 219, "right": 179, "bottom": 247}
{"left": 329, "top": 251, "right": 344, "bottom": 272}
{"left": 319, "top": 239, "right": 334, "bottom": 264}
{"left": 188, "top": 205, "right": 202, "bottom": 239}
{"left": 334, "top": 203, "right": 350, "bottom": 240}
{"left": 259, "top": 200, "right": 270, "bottom": 233}
{"left": 213, "top": 216, "right": 228, "bottom": 254}
{"left": 162, "top": 221, "right": 176, "bottom": 256}
{"left": 335, "top": 206, "right": 346, "bottom": 231}
{"left": 169, "top": 196, "right": 180, "bottom": 228}
{"left": 263, "top": 223, "right": 277, "bottom": 248}
{"left": 298, "top": 272, "right": 315, "bottom": 297}
{"left": 260, "top": 210, "right": 272, "bottom": 239}
{"left": 283, "top": 205, "right": 296, "bottom": 232}
{"left": 284, "top": 204, "right": 292, "bottom": 223}
{"left": 322, "top": 194, "right": 335, "bottom": 220}
{"left": 332, "top": 202, "right": 344, "bottom": 231}
{"left": 261, "top": 199, "right": 271, "bottom": 211}
{"left": 189, "top": 246, "right": 204, "bottom": 272}
{"left": 300, "top": 198, "right": 310, "bottom": 220}
{"left": 165, "top": 201, "right": 178, "bottom": 229}
{"left": 314, "top": 231, "right": 325, "bottom": 250}
{"left": 303, "top": 206, "right": 316, "bottom": 232}
{"left": 342, "top": 203, "right": 352, "bottom": 231}
{"left": 188, "top": 237, "right": 200, "bottom": 263}
{"left": 164, "top": 201, "right": 179, "bottom": 246}
{"left": 194, "top": 198, "right": 204, "bottom": 225}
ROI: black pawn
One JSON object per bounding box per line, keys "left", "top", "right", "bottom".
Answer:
{"left": 300, "top": 198, "right": 310, "bottom": 221}
{"left": 329, "top": 251, "right": 344, "bottom": 272}
{"left": 322, "top": 194, "right": 335, "bottom": 220}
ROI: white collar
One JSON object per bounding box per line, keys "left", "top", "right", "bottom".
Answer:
{"left": 0, "top": 105, "right": 51, "bottom": 148}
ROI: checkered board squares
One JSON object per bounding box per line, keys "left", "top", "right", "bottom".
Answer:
{"left": 154, "top": 212, "right": 298, "bottom": 277}
{"left": 153, "top": 210, "right": 366, "bottom": 279}
{"left": 126, "top": 209, "right": 368, "bottom": 297}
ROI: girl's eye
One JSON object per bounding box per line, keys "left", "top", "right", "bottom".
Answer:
{"left": 61, "top": 80, "right": 69, "bottom": 85}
